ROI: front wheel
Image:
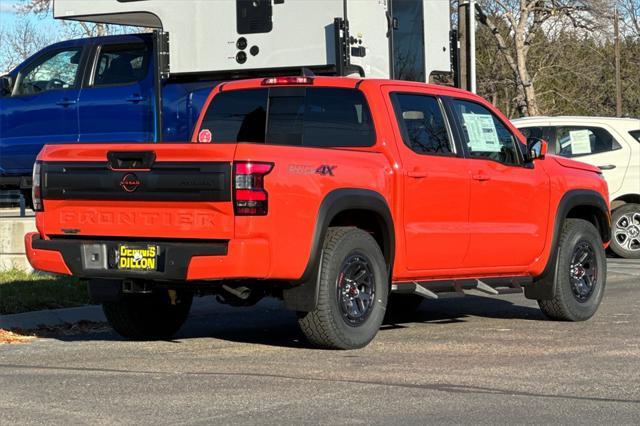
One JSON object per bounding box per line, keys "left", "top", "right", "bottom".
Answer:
{"left": 103, "top": 289, "right": 193, "bottom": 340}
{"left": 538, "top": 219, "right": 606, "bottom": 322}
{"left": 610, "top": 203, "right": 640, "bottom": 259}
{"left": 298, "top": 227, "right": 388, "bottom": 349}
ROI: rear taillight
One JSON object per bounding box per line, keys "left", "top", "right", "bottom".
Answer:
{"left": 32, "top": 161, "right": 43, "bottom": 211}
{"left": 233, "top": 162, "right": 273, "bottom": 216}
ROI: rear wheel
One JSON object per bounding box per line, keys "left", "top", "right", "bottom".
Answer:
{"left": 103, "top": 289, "right": 193, "bottom": 340}
{"left": 298, "top": 227, "right": 388, "bottom": 349}
{"left": 538, "top": 219, "right": 606, "bottom": 321}
{"left": 610, "top": 203, "right": 640, "bottom": 259}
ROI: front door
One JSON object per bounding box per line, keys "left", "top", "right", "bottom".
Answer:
{"left": 386, "top": 88, "right": 471, "bottom": 271}
{"left": 0, "top": 47, "right": 83, "bottom": 175}
{"left": 447, "top": 98, "right": 550, "bottom": 269}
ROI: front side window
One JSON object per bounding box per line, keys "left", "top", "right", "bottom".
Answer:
{"left": 200, "top": 87, "right": 375, "bottom": 147}
{"left": 630, "top": 130, "right": 640, "bottom": 143}
{"left": 392, "top": 93, "right": 452, "bottom": 155}
{"left": 554, "top": 126, "right": 622, "bottom": 157}
{"left": 450, "top": 99, "right": 520, "bottom": 165}
{"left": 93, "top": 44, "right": 150, "bottom": 86}
{"left": 17, "top": 48, "right": 82, "bottom": 95}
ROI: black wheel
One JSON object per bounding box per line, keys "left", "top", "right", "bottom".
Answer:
{"left": 538, "top": 219, "right": 606, "bottom": 322}
{"left": 610, "top": 203, "right": 640, "bottom": 259}
{"left": 298, "top": 227, "right": 388, "bottom": 349}
{"left": 103, "top": 289, "right": 193, "bottom": 340}
{"left": 385, "top": 294, "right": 424, "bottom": 321}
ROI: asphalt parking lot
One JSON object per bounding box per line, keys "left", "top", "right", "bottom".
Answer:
{"left": 1, "top": 259, "right": 639, "bottom": 425}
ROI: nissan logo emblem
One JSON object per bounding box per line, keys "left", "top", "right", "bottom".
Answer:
{"left": 120, "top": 173, "right": 141, "bottom": 193}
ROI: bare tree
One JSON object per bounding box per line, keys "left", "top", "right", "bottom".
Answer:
{"left": 476, "top": 0, "right": 610, "bottom": 117}
{"left": 618, "top": 0, "right": 640, "bottom": 36}
{"left": 0, "top": 17, "right": 53, "bottom": 73}
{"left": 19, "top": 0, "right": 109, "bottom": 37}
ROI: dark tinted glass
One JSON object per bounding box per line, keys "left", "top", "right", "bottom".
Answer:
{"left": 298, "top": 88, "right": 375, "bottom": 147}
{"left": 450, "top": 99, "right": 520, "bottom": 165}
{"left": 94, "top": 44, "right": 150, "bottom": 86}
{"left": 200, "top": 89, "right": 268, "bottom": 143}
{"left": 554, "top": 126, "right": 622, "bottom": 157}
{"left": 392, "top": 0, "right": 426, "bottom": 82}
{"left": 200, "top": 88, "right": 375, "bottom": 147}
{"left": 393, "top": 94, "right": 452, "bottom": 154}
{"left": 630, "top": 130, "right": 640, "bottom": 143}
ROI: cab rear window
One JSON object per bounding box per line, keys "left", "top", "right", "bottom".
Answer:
{"left": 200, "top": 87, "right": 375, "bottom": 147}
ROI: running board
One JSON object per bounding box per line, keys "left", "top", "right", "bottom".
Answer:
{"left": 391, "top": 277, "right": 530, "bottom": 300}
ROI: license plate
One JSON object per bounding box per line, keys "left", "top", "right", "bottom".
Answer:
{"left": 117, "top": 245, "right": 159, "bottom": 271}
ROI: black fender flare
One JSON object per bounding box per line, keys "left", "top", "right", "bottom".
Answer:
{"left": 283, "top": 188, "right": 395, "bottom": 312}
{"left": 525, "top": 189, "right": 610, "bottom": 301}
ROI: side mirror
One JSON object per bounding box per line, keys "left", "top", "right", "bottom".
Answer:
{"left": 526, "top": 137, "right": 548, "bottom": 162}
{"left": 0, "top": 75, "right": 14, "bottom": 96}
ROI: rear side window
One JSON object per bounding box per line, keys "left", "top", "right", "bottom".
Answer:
{"left": 392, "top": 93, "right": 453, "bottom": 155}
{"left": 630, "top": 130, "right": 640, "bottom": 143}
{"left": 93, "top": 44, "right": 150, "bottom": 86}
{"left": 554, "top": 126, "right": 622, "bottom": 157}
{"left": 200, "top": 87, "right": 375, "bottom": 147}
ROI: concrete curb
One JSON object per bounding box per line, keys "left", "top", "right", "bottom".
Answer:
{"left": 0, "top": 305, "right": 106, "bottom": 330}
{"left": 0, "top": 296, "right": 236, "bottom": 331}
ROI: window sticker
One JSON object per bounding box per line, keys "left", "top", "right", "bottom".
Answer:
{"left": 569, "top": 130, "right": 592, "bottom": 155}
{"left": 463, "top": 113, "right": 501, "bottom": 152}
{"left": 198, "top": 129, "right": 212, "bottom": 143}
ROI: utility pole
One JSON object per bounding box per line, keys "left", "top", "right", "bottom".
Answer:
{"left": 614, "top": 7, "right": 623, "bottom": 117}
{"left": 458, "top": 0, "right": 477, "bottom": 93}
{"left": 469, "top": 0, "right": 477, "bottom": 94}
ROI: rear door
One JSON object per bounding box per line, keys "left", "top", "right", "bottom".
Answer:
{"left": 384, "top": 86, "right": 471, "bottom": 271}
{"left": 447, "top": 98, "right": 550, "bottom": 269}
{"left": 0, "top": 45, "right": 85, "bottom": 174}
{"left": 550, "top": 123, "right": 630, "bottom": 196}
{"left": 78, "top": 39, "right": 155, "bottom": 142}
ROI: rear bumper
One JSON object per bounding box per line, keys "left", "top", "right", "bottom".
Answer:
{"left": 25, "top": 233, "right": 270, "bottom": 281}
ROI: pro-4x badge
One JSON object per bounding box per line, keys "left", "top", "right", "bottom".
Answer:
{"left": 316, "top": 165, "right": 337, "bottom": 176}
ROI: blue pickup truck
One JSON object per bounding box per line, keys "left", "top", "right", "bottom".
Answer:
{"left": 0, "top": 34, "right": 216, "bottom": 194}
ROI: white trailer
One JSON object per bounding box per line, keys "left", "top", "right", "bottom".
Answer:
{"left": 54, "top": 0, "right": 452, "bottom": 82}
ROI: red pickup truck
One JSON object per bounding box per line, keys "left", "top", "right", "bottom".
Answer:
{"left": 25, "top": 76, "right": 611, "bottom": 349}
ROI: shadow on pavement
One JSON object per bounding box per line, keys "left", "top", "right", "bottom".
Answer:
{"left": 23, "top": 295, "right": 545, "bottom": 349}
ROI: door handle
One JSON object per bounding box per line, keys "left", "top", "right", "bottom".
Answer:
{"left": 472, "top": 173, "right": 491, "bottom": 182}
{"left": 598, "top": 164, "right": 616, "bottom": 171}
{"left": 56, "top": 98, "right": 77, "bottom": 107}
{"left": 126, "top": 95, "right": 146, "bottom": 103}
{"left": 407, "top": 171, "right": 428, "bottom": 179}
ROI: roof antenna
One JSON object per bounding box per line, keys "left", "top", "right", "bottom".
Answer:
{"left": 301, "top": 68, "right": 316, "bottom": 77}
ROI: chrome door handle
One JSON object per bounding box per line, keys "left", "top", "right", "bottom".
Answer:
{"left": 598, "top": 164, "right": 616, "bottom": 170}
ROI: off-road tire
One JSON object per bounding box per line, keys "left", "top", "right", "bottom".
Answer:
{"left": 538, "top": 219, "right": 606, "bottom": 321}
{"left": 103, "top": 290, "right": 193, "bottom": 340}
{"left": 610, "top": 203, "right": 640, "bottom": 259}
{"left": 298, "top": 227, "right": 388, "bottom": 349}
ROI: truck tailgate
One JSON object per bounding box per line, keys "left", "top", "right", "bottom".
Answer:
{"left": 38, "top": 144, "right": 236, "bottom": 240}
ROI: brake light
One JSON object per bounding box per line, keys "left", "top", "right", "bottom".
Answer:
{"left": 261, "top": 76, "right": 314, "bottom": 86}
{"left": 32, "top": 161, "right": 43, "bottom": 211}
{"left": 234, "top": 162, "right": 273, "bottom": 216}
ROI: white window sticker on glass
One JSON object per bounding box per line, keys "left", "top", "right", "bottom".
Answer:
{"left": 463, "top": 113, "right": 502, "bottom": 152}
{"left": 569, "top": 130, "right": 592, "bottom": 155}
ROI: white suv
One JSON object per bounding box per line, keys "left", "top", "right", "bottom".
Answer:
{"left": 513, "top": 116, "right": 640, "bottom": 259}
